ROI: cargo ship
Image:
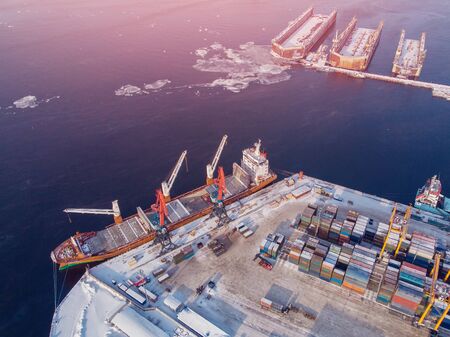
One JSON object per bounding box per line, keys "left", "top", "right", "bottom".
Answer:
{"left": 415, "top": 175, "right": 450, "bottom": 218}
{"left": 51, "top": 140, "right": 277, "bottom": 270}
{"left": 392, "top": 30, "right": 426, "bottom": 79}
{"left": 329, "top": 17, "right": 383, "bottom": 71}
{"left": 271, "top": 7, "right": 337, "bottom": 60}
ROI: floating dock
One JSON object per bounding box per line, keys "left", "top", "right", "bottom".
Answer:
{"left": 271, "top": 7, "right": 337, "bottom": 60}
{"left": 392, "top": 30, "right": 427, "bottom": 79}
{"left": 50, "top": 173, "right": 450, "bottom": 337}
{"left": 329, "top": 17, "right": 383, "bottom": 71}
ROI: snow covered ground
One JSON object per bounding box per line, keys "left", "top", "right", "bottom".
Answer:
{"left": 50, "top": 173, "right": 448, "bottom": 337}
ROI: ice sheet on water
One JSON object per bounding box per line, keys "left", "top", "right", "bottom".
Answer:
{"left": 144, "top": 79, "right": 171, "bottom": 90}
{"left": 115, "top": 80, "right": 171, "bottom": 96}
{"left": 193, "top": 41, "right": 291, "bottom": 93}
{"left": 7, "top": 95, "right": 60, "bottom": 110}
{"left": 195, "top": 48, "right": 208, "bottom": 58}
{"left": 115, "top": 84, "right": 143, "bottom": 96}
{"left": 13, "top": 96, "right": 38, "bottom": 108}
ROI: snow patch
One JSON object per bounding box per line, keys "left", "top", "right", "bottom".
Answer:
{"left": 193, "top": 42, "right": 291, "bottom": 93}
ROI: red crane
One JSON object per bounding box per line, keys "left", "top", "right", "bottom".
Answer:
{"left": 215, "top": 166, "right": 226, "bottom": 202}
{"left": 151, "top": 189, "right": 168, "bottom": 228}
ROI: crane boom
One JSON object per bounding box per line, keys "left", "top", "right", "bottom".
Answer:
{"left": 207, "top": 135, "right": 228, "bottom": 185}
{"left": 63, "top": 200, "right": 122, "bottom": 224}
{"left": 162, "top": 150, "right": 187, "bottom": 201}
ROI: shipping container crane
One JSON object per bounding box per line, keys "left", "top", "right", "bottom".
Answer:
{"left": 63, "top": 200, "right": 123, "bottom": 224}
{"left": 394, "top": 205, "right": 412, "bottom": 257}
{"left": 209, "top": 167, "right": 230, "bottom": 227}
{"left": 379, "top": 204, "right": 398, "bottom": 260}
{"left": 206, "top": 135, "right": 228, "bottom": 185}
{"left": 137, "top": 190, "right": 175, "bottom": 253}
{"left": 417, "top": 253, "right": 441, "bottom": 326}
{"left": 162, "top": 150, "right": 188, "bottom": 202}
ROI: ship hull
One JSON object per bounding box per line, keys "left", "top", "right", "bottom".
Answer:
{"left": 54, "top": 174, "right": 277, "bottom": 270}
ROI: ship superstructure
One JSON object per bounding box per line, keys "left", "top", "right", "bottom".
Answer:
{"left": 51, "top": 139, "right": 277, "bottom": 270}
{"left": 392, "top": 30, "right": 426, "bottom": 79}
{"left": 329, "top": 17, "right": 383, "bottom": 71}
{"left": 415, "top": 175, "right": 450, "bottom": 218}
{"left": 271, "top": 7, "right": 337, "bottom": 60}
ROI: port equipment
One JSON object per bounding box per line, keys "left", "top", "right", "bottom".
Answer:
{"left": 433, "top": 297, "right": 450, "bottom": 332}
{"left": 209, "top": 167, "right": 230, "bottom": 227}
{"left": 206, "top": 135, "right": 228, "bottom": 185}
{"left": 418, "top": 253, "right": 441, "bottom": 326}
{"left": 379, "top": 204, "right": 398, "bottom": 260}
{"left": 139, "top": 190, "right": 175, "bottom": 254}
{"left": 63, "top": 200, "right": 123, "bottom": 224}
{"left": 394, "top": 205, "right": 412, "bottom": 257}
{"left": 162, "top": 150, "right": 188, "bottom": 202}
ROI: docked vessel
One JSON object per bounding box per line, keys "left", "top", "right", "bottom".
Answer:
{"left": 415, "top": 175, "right": 450, "bottom": 218}
{"left": 392, "top": 30, "right": 426, "bottom": 79}
{"left": 329, "top": 17, "right": 383, "bottom": 71}
{"left": 51, "top": 139, "right": 277, "bottom": 270}
{"left": 271, "top": 7, "right": 337, "bottom": 60}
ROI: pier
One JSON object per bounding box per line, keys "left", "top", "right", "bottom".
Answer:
{"left": 310, "top": 64, "right": 450, "bottom": 101}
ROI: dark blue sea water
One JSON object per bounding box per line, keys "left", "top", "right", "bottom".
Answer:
{"left": 0, "top": 0, "right": 449, "bottom": 336}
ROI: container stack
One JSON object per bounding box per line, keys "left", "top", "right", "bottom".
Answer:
{"left": 299, "top": 237, "right": 318, "bottom": 272}
{"left": 377, "top": 259, "right": 401, "bottom": 304}
{"left": 390, "top": 262, "right": 426, "bottom": 315}
{"left": 320, "top": 244, "right": 341, "bottom": 281}
{"left": 173, "top": 245, "right": 195, "bottom": 264}
{"left": 299, "top": 205, "right": 316, "bottom": 230}
{"left": 363, "top": 220, "right": 379, "bottom": 244}
{"left": 260, "top": 233, "right": 285, "bottom": 259}
{"left": 309, "top": 241, "right": 329, "bottom": 277}
{"left": 318, "top": 205, "right": 338, "bottom": 239}
{"left": 260, "top": 297, "right": 272, "bottom": 310}
{"left": 343, "top": 245, "right": 377, "bottom": 295}
{"left": 368, "top": 257, "right": 388, "bottom": 292}
{"left": 373, "top": 222, "right": 389, "bottom": 247}
{"left": 288, "top": 239, "right": 305, "bottom": 265}
{"left": 331, "top": 244, "right": 353, "bottom": 286}
{"left": 328, "top": 221, "right": 342, "bottom": 243}
{"left": 339, "top": 220, "right": 354, "bottom": 245}
{"left": 350, "top": 215, "right": 369, "bottom": 244}
{"left": 182, "top": 245, "right": 194, "bottom": 260}
{"left": 406, "top": 232, "right": 436, "bottom": 268}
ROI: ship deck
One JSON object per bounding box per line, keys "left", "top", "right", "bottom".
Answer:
{"left": 82, "top": 175, "right": 248, "bottom": 255}
{"left": 341, "top": 27, "right": 375, "bottom": 57}
{"left": 397, "top": 39, "right": 420, "bottom": 69}
{"left": 281, "top": 15, "right": 328, "bottom": 48}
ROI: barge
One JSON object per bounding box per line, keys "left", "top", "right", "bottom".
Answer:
{"left": 271, "top": 7, "right": 337, "bottom": 60}
{"left": 392, "top": 30, "right": 426, "bottom": 79}
{"left": 329, "top": 17, "right": 383, "bottom": 71}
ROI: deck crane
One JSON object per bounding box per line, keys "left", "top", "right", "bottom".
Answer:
{"left": 394, "top": 205, "right": 412, "bottom": 257}
{"left": 379, "top": 204, "right": 398, "bottom": 260}
{"left": 206, "top": 135, "right": 228, "bottom": 185}
{"left": 417, "top": 253, "right": 441, "bottom": 326}
{"left": 137, "top": 190, "right": 175, "bottom": 254}
{"left": 162, "top": 150, "right": 188, "bottom": 202}
{"left": 63, "top": 200, "right": 123, "bottom": 224}
{"left": 209, "top": 166, "right": 230, "bottom": 227}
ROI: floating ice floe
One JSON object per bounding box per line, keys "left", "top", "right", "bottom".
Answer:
{"left": 144, "top": 79, "right": 171, "bottom": 90}
{"left": 115, "top": 80, "right": 172, "bottom": 97}
{"left": 13, "top": 95, "right": 38, "bottom": 109}
{"left": 114, "top": 85, "right": 143, "bottom": 96}
{"left": 195, "top": 48, "right": 208, "bottom": 58}
{"left": 193, "top": 41, "right": 291, "bottom": 93}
